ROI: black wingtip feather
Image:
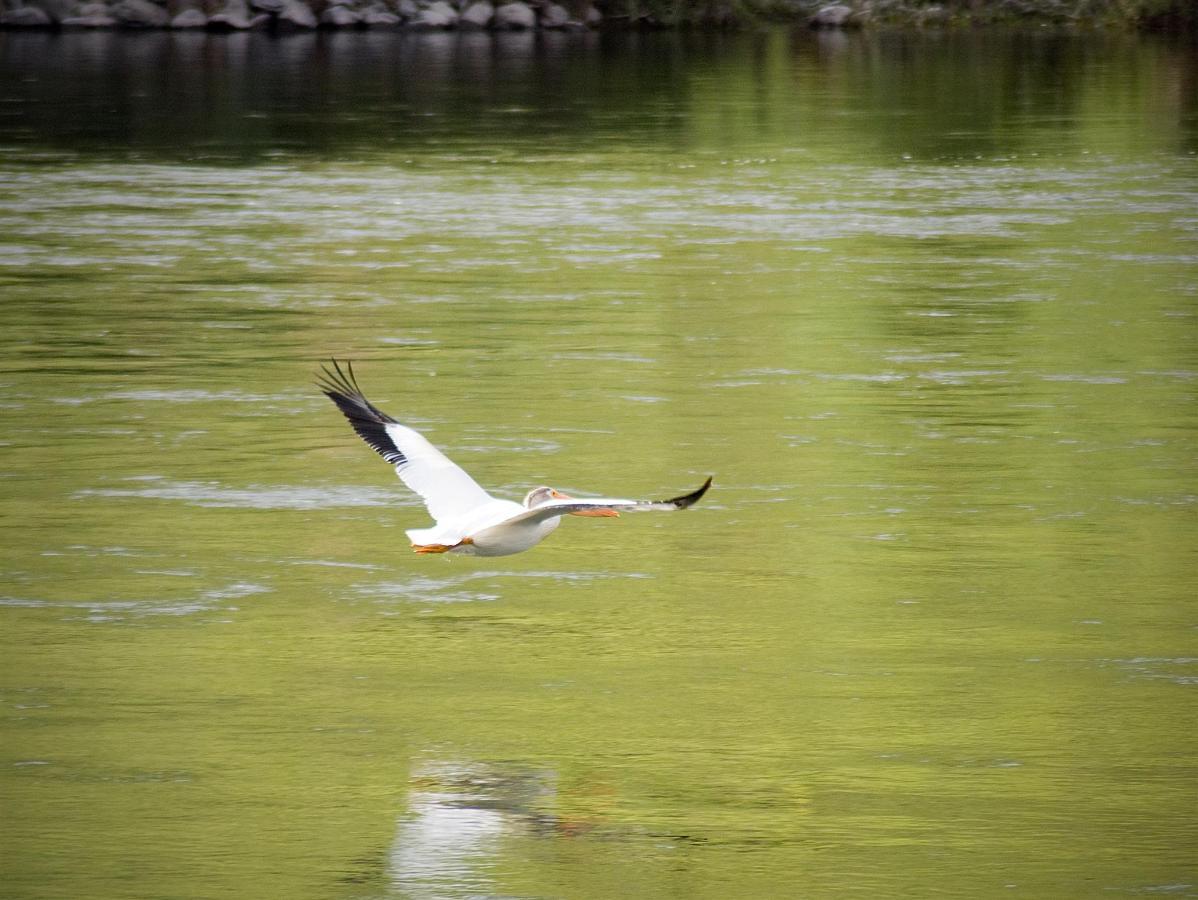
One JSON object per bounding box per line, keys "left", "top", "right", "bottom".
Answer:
{"left": 663, "top": 476, "right": 713, "bottom": 509}
{"left": 318, "top": 359, "right": 408, "bottom": 467}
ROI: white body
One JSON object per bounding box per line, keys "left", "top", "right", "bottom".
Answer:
{"left": 408, "top": 504, "right": 563, "bottom": 557}
{"left": 405, "top": 497, "right": 563, "bottom": 557}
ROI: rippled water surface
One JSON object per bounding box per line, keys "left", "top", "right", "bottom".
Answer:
{"left": 2, "top": 28, "right": 1196, "bottom": 899}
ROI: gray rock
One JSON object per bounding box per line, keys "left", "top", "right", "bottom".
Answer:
{"left": 492, "top": 0, "right": 532, "bottom": 27}
{"left": 248, "top": 0, "right": 283, "bottom": 10}
{"left": 320, "top": 2, "right": 359, "bottom": 24}
{"left": 61, "top": 12, "right": 117, "bottom": 22}
{"left": 360, "top": 3, "right": 398, "bottom": 23}
{"left": 207, "top": 0, "right": 268, "bottom": 27}
{"left": 410, "top": 0, "right": 455, "bottom": 26}
{"left": 62, "top": 1, "right": 117, "bottom": 24}
{"left": 275, "top": 0, "right": 315, "bottom": 25}
{"left": 458, "top": 0, "right": 490, "bottom": 26}
{"left": 111, "top": 0, "right": 168, "bottom": 25}
{"left": 583, "top": 3, "right": 599, "bottom": 24}
{"left": 395, "top": 0, "right": 417, "bottom": 16}
{"left": 38, "top": 0, "right": 76, "bottom": 19}
{"left": 809, "top": 3, "right": 854, "bottom": 26}
{"left": 169, "top": 5, "right": 206, "bottom": 24}
{"left": 0, "top": 3, "right": 54, "bottom": 24}
{"left": 539, "top": 1, "right": 568, "bottom": 26}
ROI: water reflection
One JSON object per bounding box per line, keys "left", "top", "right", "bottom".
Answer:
{"left": 384, "top": 750, "right": 822, "bottom": 898}
{"left": 1, "top": 29, "right": 1193, "bottom": 161}
{"left": 389, "top": 760, "right": 563, "bottom": 898}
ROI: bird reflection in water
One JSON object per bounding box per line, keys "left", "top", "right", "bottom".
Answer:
{"left": 388, "top": 760, "right": 605, "bottom": 897}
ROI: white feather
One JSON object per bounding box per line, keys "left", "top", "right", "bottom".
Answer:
{"left": 381, "top": 420, "right": 496, "bottom": 527}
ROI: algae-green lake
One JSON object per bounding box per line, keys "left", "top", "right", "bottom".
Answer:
{"left": 1, "top": 27, "right": 1195, "bottom": 899}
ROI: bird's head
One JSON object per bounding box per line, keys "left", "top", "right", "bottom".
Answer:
{"left": 523, "top": 486, "right": 561, "bottom": 508}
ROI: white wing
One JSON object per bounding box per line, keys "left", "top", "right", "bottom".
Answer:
{"left": 319, "top": 360, "right": 496, "bottom": 526}
{"left": 504, "top": 477, "right": 713, "bottom": 527}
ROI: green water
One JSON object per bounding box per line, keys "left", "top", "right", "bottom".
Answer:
{"left": 1, "top": 28, "right": 1196, "bottom": 900}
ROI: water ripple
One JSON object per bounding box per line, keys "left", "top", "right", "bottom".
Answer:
{"left": 75, "top": 478, "right": 406, "bottom": 509}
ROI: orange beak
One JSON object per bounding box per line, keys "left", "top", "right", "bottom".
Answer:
{"left": 552, "top": 490, "right": 620, "bottom": 518}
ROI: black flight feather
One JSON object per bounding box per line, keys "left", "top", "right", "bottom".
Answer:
{"left": 660, "top": 476, "right": 713, "bottom": 509}
{"left": 317, "top": 359, "right": 408, "bottom": 467}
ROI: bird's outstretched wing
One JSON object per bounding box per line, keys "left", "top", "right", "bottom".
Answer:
{"left": 507, "top": 477, "right": 713, "bottom": 526}
{"left": 318, "top": 360, "right": 496, "bottom": 526}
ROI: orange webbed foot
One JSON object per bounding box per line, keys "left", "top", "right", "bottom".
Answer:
{"left": 412, "top": 537, "right": 473, "bottom": 555}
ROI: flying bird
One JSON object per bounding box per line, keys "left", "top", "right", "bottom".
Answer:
{"left": 318, "top": 360, "right": 712, "bottom": 557}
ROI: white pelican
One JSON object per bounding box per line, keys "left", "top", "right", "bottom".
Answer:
{"left": 318, "top": 360, "right": 712, "bottom": 557}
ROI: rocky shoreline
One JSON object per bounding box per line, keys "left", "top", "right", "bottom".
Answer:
{"left": 0, "top": 0, "right": 595, "bottom": 30}
{"left": 0, "top": 0, "right": 1191, "bottom": 31}
{"left": 7, "top": 0, "right": 595, "bottom": 30}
